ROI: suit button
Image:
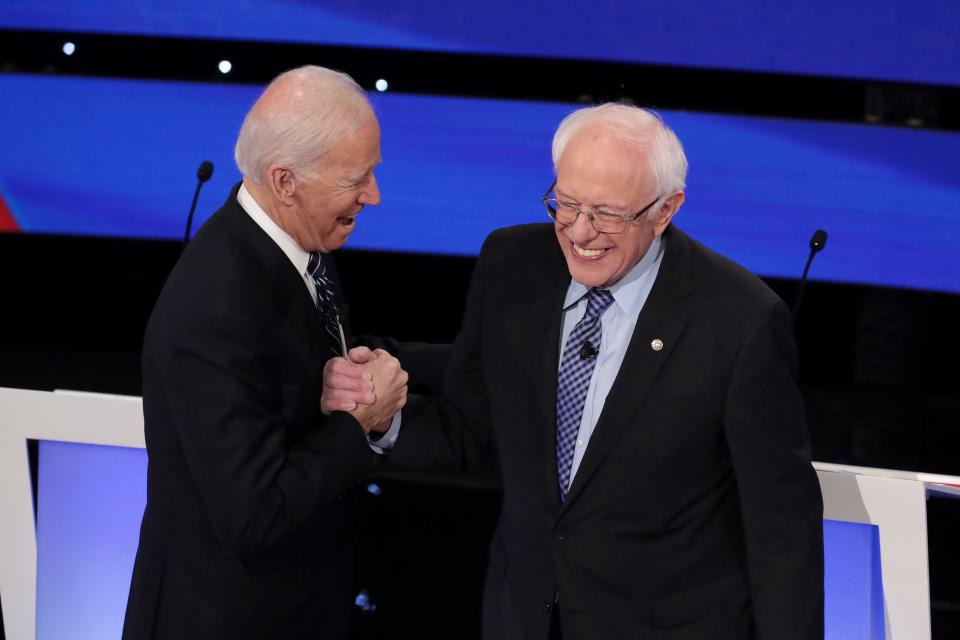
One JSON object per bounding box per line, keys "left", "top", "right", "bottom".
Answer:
{"left": 542, "top": 601, "right": 552, "bottom": 611}
{"left": 554, "top": 531, "right": 565, "bottom": 541}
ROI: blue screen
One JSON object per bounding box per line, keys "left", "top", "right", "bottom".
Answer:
{"left": 36, "top": 440, "right": 883, "bottom": 639}
{"left": 2, "top": 73, "right": 959, "bottom": 293}
{"left": 2, "top": 0, "right": 959, "bottom": 86}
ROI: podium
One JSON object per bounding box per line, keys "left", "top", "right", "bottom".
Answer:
{"left": 1, "top": 386, "right": 959, "bottom": 639}
{"left": 815, "top": 461, "right": 960, "bottom": 638}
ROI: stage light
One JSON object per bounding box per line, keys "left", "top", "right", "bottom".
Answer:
{"left": 354, "top": 590, "right": 377, "bottom": 612}
{"left": 62, "top": 42, "right": 76, "bottom": 56}
{"left": 366, "top": 483, "right": 382, "bottom": 496}
{"left": 218, "top": 60, "right": 232, "bottom": 74}
{"left": 375, "top": 78, "right": 388, "bottom": 92}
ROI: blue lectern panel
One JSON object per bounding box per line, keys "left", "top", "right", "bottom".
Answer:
{"left": 823, "top": 520, "right": 885, "bottom": 639}
{"left": 2, "top": 74, "right": 959, "bottom": 293}
{"left": 37, "top": 441, "right": 884, "bottom": 639}
{"left": 2, "top": 0, "right": 959, "bottom": 86}
{"left": 36, "top": 440, "right": 148, "bottom": 640}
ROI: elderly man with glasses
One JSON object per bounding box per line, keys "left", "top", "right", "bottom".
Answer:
{"left": 327, "top": 103, "right": 824, "bottom": 640}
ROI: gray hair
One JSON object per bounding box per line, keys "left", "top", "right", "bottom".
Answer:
{"left": 551, "top": 103, "right": 688, "bottom": 196}
{"left": 234, "top": 65, "right": 373, "bottom": 184}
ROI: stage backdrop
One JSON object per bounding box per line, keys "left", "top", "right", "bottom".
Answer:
{"left": 1, "top": 74, "right": 959, "bottom": 293}
{"left": 3, "top": 0, "right": 958, "bottom": 86}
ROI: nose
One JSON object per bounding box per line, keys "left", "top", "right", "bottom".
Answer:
{"left": 360, "top": 173, "right": 380, "bottom": 206}
{"left": 566, "top": 210, "right": 599, "bottom": 243}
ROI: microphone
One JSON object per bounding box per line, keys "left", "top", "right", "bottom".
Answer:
{"left": 791, "top": 229, "right": 828, "bottom": 323}
{"left": 183, "top": 160, "right": 214, "bottom": 250}
{"left": 196, "top": 160, "right": 213, "bottom": 182}
{"left": 579, "top": 341, "right": 598, "bottom": 360}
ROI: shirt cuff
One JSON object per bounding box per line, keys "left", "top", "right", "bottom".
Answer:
{"left": 367, "top": 410, "right": 402, "bottom": 454}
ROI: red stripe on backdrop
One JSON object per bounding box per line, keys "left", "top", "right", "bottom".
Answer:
{"left": 0, "top": 193, "right": 19, "bottom": 231}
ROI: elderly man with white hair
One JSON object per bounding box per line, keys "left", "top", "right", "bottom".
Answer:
{"left": 332, "top": 103, "right": 824, "bottom": 639}
{"left": 122, "top": 65, "right": 409, "bottom": 640}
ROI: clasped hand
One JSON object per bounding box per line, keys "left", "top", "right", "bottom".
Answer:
{"left": 321, "top": 347, "right": 408, "bottom": 434}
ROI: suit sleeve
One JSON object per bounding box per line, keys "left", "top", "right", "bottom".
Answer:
{"left": 161, "top": 309, "right": 373, "bottom": 560}
{"left": 355, "top": 336, "right": 452, "bottom": 395}
{"left": 388, "top": 236, "right": 497, "bottom": 471}
{"left": 723, "top": 299, "right": 824, "bottom": 640}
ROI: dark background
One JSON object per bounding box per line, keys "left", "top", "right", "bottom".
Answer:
{"left": 1, "top": 24, "right": 959, "bottom": 640}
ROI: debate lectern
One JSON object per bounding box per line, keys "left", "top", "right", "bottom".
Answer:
{"left": 1, "top": 386, "right": 958, "bottom": 639}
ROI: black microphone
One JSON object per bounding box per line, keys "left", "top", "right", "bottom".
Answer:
{"left": 579, "top": 340, "right": 598, "bottom": 360}
{"left": 791, "top": 229, "right": 828, "bottom": 323}
{"left": 183, "top": 160, "right": 214, "bottom": 250}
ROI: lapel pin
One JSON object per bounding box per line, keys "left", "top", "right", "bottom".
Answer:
{"left": 651, "top": 339, "right": 664, "bottom": 351}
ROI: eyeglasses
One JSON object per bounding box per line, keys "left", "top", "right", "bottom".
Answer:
{"left": 541, "top": 180, "right": 661, "bottom": 234}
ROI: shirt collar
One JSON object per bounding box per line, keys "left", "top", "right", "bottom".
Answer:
{"left": 237, "top": 183, "right": 311, "bottom": 277}
{"left": 562, "top": 234, "right": 664, "bottom": 318}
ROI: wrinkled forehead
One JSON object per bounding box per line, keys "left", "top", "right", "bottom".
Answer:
{"left": 557, "top": 128, "right": 654, "bottom": 201}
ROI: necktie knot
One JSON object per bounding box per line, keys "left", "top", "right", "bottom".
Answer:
{"left": 307, "top": 252, "right": 337, "bottom": 310}
{"left": 583, "top": 288, "right": 614, "bottom": 323}
{"left": 307, "top": 251, "right": 323, "bottom": 279}
{"left": 306, "top": 252, "right": 345, "bottom": 356}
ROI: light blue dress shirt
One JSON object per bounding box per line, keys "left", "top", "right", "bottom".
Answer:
{"left": 558, "top": 235, "right": 664, "bottom": 489}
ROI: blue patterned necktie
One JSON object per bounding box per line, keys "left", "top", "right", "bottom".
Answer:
{"left": 307, "top": 251, "right": 343, "bottom": 353}
{"left": 556, "top": 288, "right": 615, "bottom": 501}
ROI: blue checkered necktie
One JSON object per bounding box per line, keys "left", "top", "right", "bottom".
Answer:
{"left": 556, "top": 287, "right": 615, "bottom": 501}
{"left": 307, "top": 251, "right": 343, "bottom": 353}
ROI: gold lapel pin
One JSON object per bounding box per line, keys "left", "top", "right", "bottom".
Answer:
{"left": 651, "top": 339, "right": 664, "bottom": 351}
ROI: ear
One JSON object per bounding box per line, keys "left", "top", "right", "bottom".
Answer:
{"left": 268, "top": 166, "right": 297, "bottom": 206}
{"left": 653, "top": 191, "right": 684, "bottom": 237}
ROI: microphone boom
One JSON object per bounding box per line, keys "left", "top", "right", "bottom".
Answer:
{"left": 183, "top": 160, "right": 214, "bottom": 250}
{"left": 791, "top": 228, "right": 828, "bottom": 323}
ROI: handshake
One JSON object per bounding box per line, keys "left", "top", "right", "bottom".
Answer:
{"left": 321, "top": 347, "right": 409, "bottom": 434}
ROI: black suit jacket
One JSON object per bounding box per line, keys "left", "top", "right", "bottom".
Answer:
{"left": 123, "top": 186, "right": 374, "bottom": 640}
{"left": 395, "top": 224, "right": 824, "bottom": 640}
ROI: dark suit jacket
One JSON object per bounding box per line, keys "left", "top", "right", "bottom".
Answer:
{"left": 123, "top": 186, "right": 374, "bottom": 640}
{"left": 395, "top": 224, "right": 824, "bottom": 640}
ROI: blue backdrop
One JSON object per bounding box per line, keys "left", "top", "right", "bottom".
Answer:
{"left": 3, "top": 0, "right": 958, "bottom": 86}
{"left": 1, "top": 74, "right": 959, "bottom": 293}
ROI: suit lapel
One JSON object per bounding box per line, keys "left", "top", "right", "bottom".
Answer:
{"left": 560, "top": 227, "right": 695, "bottom": 511}
{"left": 220, "top": 185, "right": 327, "bottom": 364}
{"left": 506, "top": 287, "right": 566, "bottom": 426}
{"left": 504, "top": 236, "right": 569, "bottom": 512}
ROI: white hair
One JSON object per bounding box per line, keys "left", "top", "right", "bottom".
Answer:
{"left": 234, "top": 65, "right": 372, "bottom": 184}
{"left": 551, "top": 103, "right": 688, "bottom": 196}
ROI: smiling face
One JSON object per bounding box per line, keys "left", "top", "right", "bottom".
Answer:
{"left": 269, "top": 113, "right": 382, "bottom": 253}
{"left": 554, "top": 124, "right": 679, "bottom": 287}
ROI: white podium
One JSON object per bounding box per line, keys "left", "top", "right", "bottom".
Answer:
{"left": 1, "top": 386, "right": 959, "bottom": 639}
{"left": 815, "top": 461, "right": 960, "bottom": 638}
